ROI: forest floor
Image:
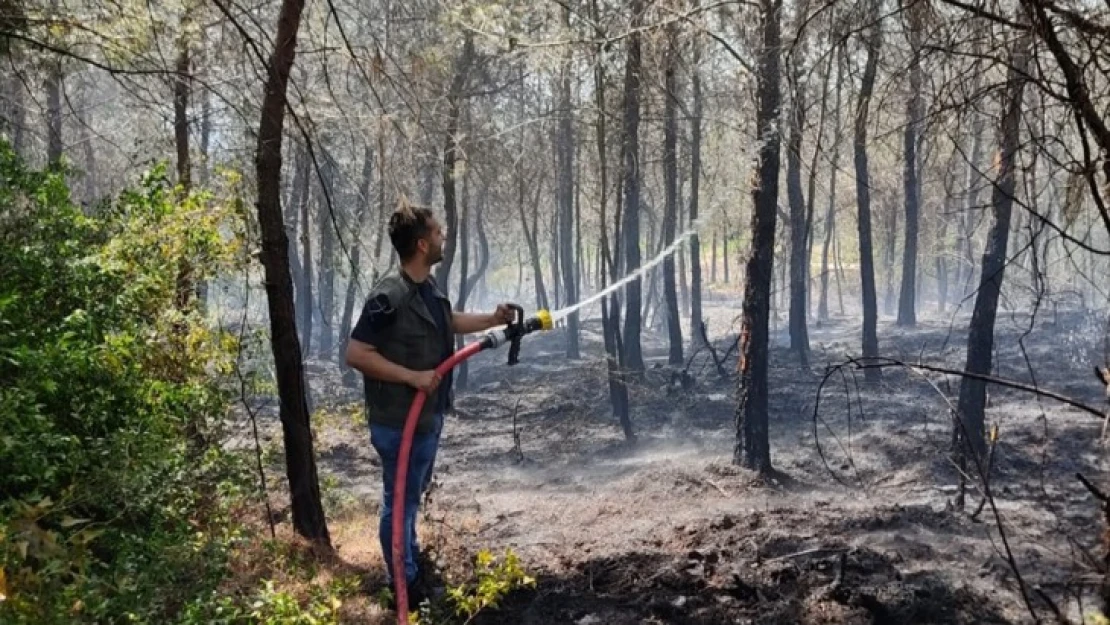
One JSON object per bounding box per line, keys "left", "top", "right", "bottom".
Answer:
{"left": 255, "top": 298, "right": 1110, "bottom": 624}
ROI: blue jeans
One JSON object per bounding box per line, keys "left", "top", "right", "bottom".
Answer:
{"left": 370, "top": 413, "right": 444, "bottom": 584}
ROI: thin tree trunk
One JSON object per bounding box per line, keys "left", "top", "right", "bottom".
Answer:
{"left": 455, "top": 169, "right": 472, "bottom": 390}
{"left": 557, "top": 11, "right": 580, "bottom": 357}
{"left": 341, "top": 145, "right": 374, "bottom": 389}
{"left": 956, "top": 38, "right": 1030, "bottom": 463}
{"left": 591, "top": 0, "right": 631, "bottom": 439}
{"left": 251, "top": 0, "right": 330, "bottom": 546}
{"left": 786, "top": 46, "right": 810, "bottom": 366}
{"left": 723, "top": 225, "right": 730, "bottom": 284}
{"left": 316, "top": 152, "right": 337, "bottom": 361}
{"left": 883, "top": 197, "right": 898, "bottom": 316}
{"left": 689, "top": 51, "right": 705, "bottom": 345}
{"left": 621, "top": 0, "right": 646, "bottom": 373}
{"left": 854, "top": 9, "right": 882, "bottom": 384}
{"left": 297, "top": 147, "right": 314, "bottom": 357}
{"left": 45, "top": 61, "right": 62, "bottom": 167}
{"left": 663, "top": 26, "right": 684, "bottom": 365}
{"left": 435, "top": 37, "right": 475, "bottom": 290}
{"left": 897, "top": 0, "right": 923, "bottom": 326}
{"left": 711, "top": 230, "right": 718, "bottom": 283}
{"left": 819, "top": 45, "right": 843, "bottom": 324}
{"left": 735, "top": 0, "right": 781, "bottom": 473}
{"left": 174, "top": 42, "right": 191, "bottom": 190}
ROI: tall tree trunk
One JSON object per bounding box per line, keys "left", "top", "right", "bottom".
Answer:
{"left": 251, "top": 0, "right": 330, "bottom": 546}
{"left": 959, "top": 53, "right": 985, "bottom": 299}
{"left": 455, "top": 170, "right": 472, "bottom": 390}
{"left": 937, "top": 148, "right": 957, "bottom": 313}
{"left": 316, "top": 152, "right": 337, "bottom": 361}
{"left": 786, "top": 47, "right": 810, "bottom": 366}
{"left": 464, "top": 188, "right": 490, "bottom": 305}
{"left": 200, "top": 87, "right": 212, "bottom": 187}
{"left": 287, "top": 142, "right": 306, "bottom": 343}
{"left": 297, "top": 148, "right": 314, "bottom": 358}
{"left": 520, "top": 173, "right": 550, "bottom": 311}
{"left": 435, "top": 37, "right": 475, "bottom": 290}
{"left": 341, "top": 145, "right": 374, "bottom": 389}
{"left": 689, "top": 52, "right": 705, "bottom": 345}
{"left": 45, "top": 61, "right": 62, "bottom": 167}
{"left": 662, "top": 26, "right": 684, "bottom": 365}
{"left": 557, "top": 10, "right": 579, "bottom": 358}
{"left": 956, "top": 38, "right": 1029, "bottom": 464}
{"left": 883, "top": 198, "right": 898, "bottom": 316}
{"left": 735, "top": 0, "right": 781, "bottom": 473}
{"left": 723, "top": 225, "right": 730, "bottom": 283}
{"left": 711, "top": 230, "right": 718, "bottom": 283}
{"left": 620, "top": 0, "right": 646, "bottom": 373}
{"left": 174, "top": 42, "right": 191, "bottom": 190}
{"left": 854, "top": 10, "right": 882, "bottom": 383}
{"left": 805, "top": 41, "right": 833, "bottom": 325}
{"left": 897, "top": 0, "right": 923, "bottom": 326}
{"left": 591, "top": 0, "right": 632, "bottom": 439}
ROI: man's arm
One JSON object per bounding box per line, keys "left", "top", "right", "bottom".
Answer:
{"left": 345, "top": 339, "right": 440, "bottom": 392}
{"left": 451, "top": 303, "right": 515, "bottom": 335}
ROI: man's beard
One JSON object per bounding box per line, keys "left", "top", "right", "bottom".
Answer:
{"left": 427, "top": 244, "right": 444, "bottom": 266}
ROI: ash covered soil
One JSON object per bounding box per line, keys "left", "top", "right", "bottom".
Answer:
{"left": 281, "top": 301, "right": 1109, "bottom": 624}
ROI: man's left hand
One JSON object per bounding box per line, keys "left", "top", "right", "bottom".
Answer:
{"left": 492, "top": 303, "right": 515, "bottom": 326}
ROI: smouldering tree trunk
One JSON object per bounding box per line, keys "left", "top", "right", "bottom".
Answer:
{"left": 896, "top": 0, "right": 923, "bottom": 326}
{"left": 854, "top": 10, "right": 882, "bottom": 384}
{"left": 251, "top": 0, "right": 330, "bottom": 546}
{"left": 662, "top": 27, "right": 683, "bottom": 365}
{"left": 735, "top": 0, "right": 781, "bottom": 473}
{"left": 786, "top": 43, "right": 810, "bottom": 366}
{"left": 956, "top": 38, "right": 1030, "bottom": 464}
{"left": 620, "top": 0, "right": 646, "bottom": 374}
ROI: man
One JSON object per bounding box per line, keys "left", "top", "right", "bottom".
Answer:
{"left": 345, "top": 203, "right": 512, "bottom": 603}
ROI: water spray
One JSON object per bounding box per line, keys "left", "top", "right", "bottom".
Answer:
{"left": 392, "top": 304, "right": 552, "bottom": 623}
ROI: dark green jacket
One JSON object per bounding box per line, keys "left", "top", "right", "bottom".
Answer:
{"left": 361, "top": 270, "right": 454, "bottom": 434}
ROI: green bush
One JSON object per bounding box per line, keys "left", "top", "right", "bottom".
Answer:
{"left": 0, "top": 141, "right": 252, "bottom": 623}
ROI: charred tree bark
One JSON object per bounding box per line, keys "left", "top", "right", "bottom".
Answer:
{"left": 663, "top": 28, "right": 683, "bottom": 365}
{"left": 956, "top": 38, "right": 1029, "bottom": 462}
{"left": 786, "top": 46, "right": 810, "bottom": 366}
{"left": 854, "top": 11, "right": 882, "bottom": 383}
{"left": 251, "top": 0, "right": 330, "bottom": 546}
{"left": 734, "top": 0, "right": 781, "bottom": 473}
{"left": 896, "top": 0, "right": 923, "bottom": 326}
{"left": 620, "top": 0, "right": 646, "bottom": 374}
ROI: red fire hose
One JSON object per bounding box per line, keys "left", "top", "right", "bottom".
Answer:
{"left": 391, "top": 307, "right": 551, "bottom": 623}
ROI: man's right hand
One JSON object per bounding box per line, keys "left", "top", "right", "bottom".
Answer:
{"left": 407, "top": 370, "right": 442, "bottom": 393}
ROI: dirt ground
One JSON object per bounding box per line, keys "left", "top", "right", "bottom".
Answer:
{"left": 278, "top": 299, "right": 1109, "bottom": 624}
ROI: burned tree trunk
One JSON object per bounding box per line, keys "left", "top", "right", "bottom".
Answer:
{"left": 251, "top": 0, "right": 330, "bottom": 546}
{"left": 854, "top": 10, "right": 882, "bottom": 383}
{"left": 786, "top": 44, "right": 810, "bottom": 366}
{"left": 620, "top": 0, "right": 646, "bottom": 374}
{"left": 734, "top": 0, "right": 781, "bottom": 473}
{"left": 896, "top": 0, "right": 923, "bottom": 326}
{"left": 955, "top": 38, "right": 1029, "bottom": 463}
{"left": 174, "top": 42, "right": 191, "bottom": 191}
{"left": 663, "top": 28, "right": 683, "bottom": 365}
